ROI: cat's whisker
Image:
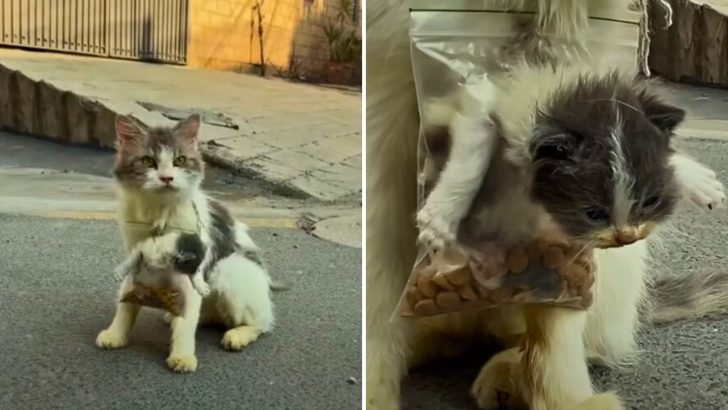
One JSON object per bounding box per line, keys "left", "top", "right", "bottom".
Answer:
{"left": 581, "top": 97, "right": 641, "bottom": 114}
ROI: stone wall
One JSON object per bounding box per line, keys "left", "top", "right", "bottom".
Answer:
{"left": 187, "top": 0, "right": 360, "bottom": 84}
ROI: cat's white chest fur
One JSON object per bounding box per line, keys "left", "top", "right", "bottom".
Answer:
{"left": 118, "top": 190, "right": 202, "bottom": 251}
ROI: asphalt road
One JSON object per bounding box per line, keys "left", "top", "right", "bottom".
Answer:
{"left": 402, "top": 137, "right": 728, "bottom": 409}
{"left": 0, "top": 215, "right": 361, "bottom": 410}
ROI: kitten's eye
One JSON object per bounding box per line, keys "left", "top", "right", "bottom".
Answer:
{"left": 585, "top": 207, "right": 610, "bottom": 222}
{"left": 643, "top": 196, "right": 659, "bottom": 208}
{"left": 173, "top": 156, "right": 187, "bottom": 166}
{"left": 140, "top": 156, "right": 157, "bottom": 168}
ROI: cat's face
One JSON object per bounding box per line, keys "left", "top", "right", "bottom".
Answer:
{"left": 113, "top": 114, "right": 204, "bottom": 196}
{"left": 528, "top": 73, "right": 684, "bottom": 248}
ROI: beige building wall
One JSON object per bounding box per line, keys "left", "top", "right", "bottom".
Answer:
{"left": 188, "top": 0, "right": 359, "bottom": 78}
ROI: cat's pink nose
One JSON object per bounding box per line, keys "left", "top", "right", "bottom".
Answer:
{"left": 159, "top": 176, "right": 174, "bottom": 184}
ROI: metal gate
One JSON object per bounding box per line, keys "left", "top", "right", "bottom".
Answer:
{"left": 0, "top": 0, "right": 188, "bottom": 64}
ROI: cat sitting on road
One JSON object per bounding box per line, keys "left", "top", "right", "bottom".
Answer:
{"left": 96, "top": 114, "right": 278, "bottom": 373}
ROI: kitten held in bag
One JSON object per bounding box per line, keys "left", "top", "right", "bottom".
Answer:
{"left": 96, "top": 114, "right": 277, "bottom": 373}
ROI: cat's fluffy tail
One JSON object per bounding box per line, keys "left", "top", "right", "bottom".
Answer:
{"left": 647, "top": 271, "right": 728, "bottom": 324}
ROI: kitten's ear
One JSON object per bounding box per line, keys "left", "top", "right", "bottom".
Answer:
{"left": 530, "top": 126, "right": 581, "bottom": 162}
{"left": 115, "top": 115, "right": 145, "bottom": 144}
{"left": 174, "top": 114, "right": 201, "bottom": 141}
{"left": 638, "top": 91, "right": 686, "bottom": 134}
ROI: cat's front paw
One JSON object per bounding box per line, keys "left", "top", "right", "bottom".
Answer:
{"left": 96, "top": 328, "right": 128, "bottom": 349}
{"left": 673, "top": 155, "right": 726, "bottom": 210}
{"left": 471, "top": 348, "right": 525, "bottom": 409}
{"left": 220, "top": 326, "right": 261, "bottom": 351}
{"left": 416, "top": 205, "right": 458, "bottom": 252}
{"left": 167, "top": 354, "right": 198, "bottom": 373}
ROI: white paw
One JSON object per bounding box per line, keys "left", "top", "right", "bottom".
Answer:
{"left": 191, "top": 278, "right": 211, "bottom": 297}
{"left": 167, "top": 354, "right": 198, "bottom": 373}
{"left": 471, "top": 349, "right": 524, "bottom": 409}
{"left": 674, "top": 156, "right": 726, "bottom": 210}
{"left": 416, "top": 205, "right": 458, "bottom": 252}
{"left": 95, "top": 328, "right": 128, "bottom": 349}
{"left": 220, "top": 326, "right": 260, "bottom": 351}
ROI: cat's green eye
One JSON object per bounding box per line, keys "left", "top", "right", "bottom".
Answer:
{"left": 173, "top": 156, "right": 187, "bottom": 166}
{"left": 140, "top": 156, "right": 156, "bottom": 168}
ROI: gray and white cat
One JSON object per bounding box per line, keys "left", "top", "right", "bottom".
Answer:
{"left": 96, "top": 114, "right": 276, "bottom": 373}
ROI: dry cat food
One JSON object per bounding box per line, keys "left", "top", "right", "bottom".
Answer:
{"left": 120, "top": 285, "right": 185, "bottom": 316}
{"left": 397, "top": 239, "right": 595, "bottom": 318}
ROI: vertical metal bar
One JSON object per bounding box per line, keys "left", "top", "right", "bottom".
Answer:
{"left": 172, "top": 0, "right": 178, "bottom": 61}
{"left": 164, "top": 0, "right": 170, "bottom": 61}
{"left": 41, "top": 0, "right": 45, "bottom": 47}
{"left": 10, "top": 0, "right": 15, "bottom": 44}
{"left": 81, "top": 0, "right": 85, "bottom": 52}
{"left": 133, "top": 0, "right": 138, "bottom": 59}
{"left": 18, "top": 0, "right": 23, "bottom": 44}
{"left": 34, "top": 0, "right": 38, "bottom": 46}
{"left": 124, "top": 0, "right": 129, "bottom": 56}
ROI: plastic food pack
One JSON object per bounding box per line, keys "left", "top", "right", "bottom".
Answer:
{"left": 400, "top": 239, "right": 596, "bottom": 318}
{"left": 121, "top": 285, "right": 185, "bottom": 316}
{"left": 395, "top": 2, "right": 647, "bottom": 319}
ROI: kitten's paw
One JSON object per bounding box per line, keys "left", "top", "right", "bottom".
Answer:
{"left": 674, "top": 155, "right": 726, "bottom": 210}
{"left": 220, "top": 326, "right": 261, "bottom": 351}
{"left": 95, "top": 328, "right": 128, "bottom": 349}
{"left": 471, "top": 348, "right": 525, "bottom": 409}
{"left": 416, "top": 206, "right": 458, "bottom": 252}
{"left": 192, "top": 279, "right": 211, "bottom": 297}
{"left": 167, "top": 354, "right": 198, "bottom": 373}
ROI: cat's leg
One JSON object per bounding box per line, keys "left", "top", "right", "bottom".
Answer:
{"left": 167, "top": 279, "right": 203, "bottom": 373}
{"left": 584, "top": 243, "right": 649, "bottom": 366}
{"left": 211, "top": 253, "right": 274, "bottom": 350}
{"left": 416, "top": 109, "right": 498, "bottom": 251}
{"left": 670, "top": 153, "right": 725, "bottom": 210}
{"left": 96, "top": 275, "right": 141, "bottom": 349}
{"left": 472, "top": 306, "right": 624, "bottom": 410}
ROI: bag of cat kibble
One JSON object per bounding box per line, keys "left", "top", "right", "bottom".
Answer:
{"left": 395, "top": 1, "right": 668, "bottom": 319}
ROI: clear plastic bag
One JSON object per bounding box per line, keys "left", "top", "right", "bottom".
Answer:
{"left": 396, "top": 2, "right": 645, "bottom": 319}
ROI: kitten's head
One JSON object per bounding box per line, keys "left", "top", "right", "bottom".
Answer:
{"left": 173, "top": 233, "right": 205, "bottom": 275}
{"left": 528, "top": 72, "right": 683, "bottom": 248}
{"left": 113, "top": 114, "right": 204, "bottom": 196}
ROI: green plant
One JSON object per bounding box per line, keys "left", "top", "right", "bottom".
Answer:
{"left": 319, "top": 0, "right": 360, "bottom": 64}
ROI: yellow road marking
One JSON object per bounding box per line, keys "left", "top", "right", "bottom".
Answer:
{"left": 33, "top": 210, "right": 299, "bottom": 229}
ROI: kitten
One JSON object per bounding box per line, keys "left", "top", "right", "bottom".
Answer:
{"left": 366, "top": 1, "right": 728, "bottom": 409}
{"left": 416, "top": 65, "right": 711, "bottom": 251}
{"left": 114, "top": 231, "right": 206, "bottom": 289}
{"left": 96, "top": 114, "right": 277, "bottom": 373}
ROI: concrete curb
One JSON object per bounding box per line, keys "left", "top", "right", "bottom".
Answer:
{"left": 0, "top": 62, "right": 316, "bottom": 200}
{"left": 0, "top": 63, "right": 117, "bottom": 148}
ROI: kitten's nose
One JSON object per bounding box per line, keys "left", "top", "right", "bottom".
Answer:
{"left": 159, "top": 176, "right": 174, "bottom": 184}
{"left": 615, "top": 228, "right": 638, "bottom": 245}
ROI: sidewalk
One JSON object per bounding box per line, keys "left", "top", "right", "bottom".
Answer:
{"left": 0, "top": 49, "right": 361, "bottom": 202}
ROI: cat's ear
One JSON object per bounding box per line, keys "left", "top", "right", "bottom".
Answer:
{"left": 115, "top": 115, "right": 145, "bottom": 144}
{"left": 637, "top": 91, "right": 685, "bottom": 134}
{"left": 530, "top": 125, "right": 581, "bottom": 162}
{"left": 174, "top": 114, "right": 201, "bottom": 141}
